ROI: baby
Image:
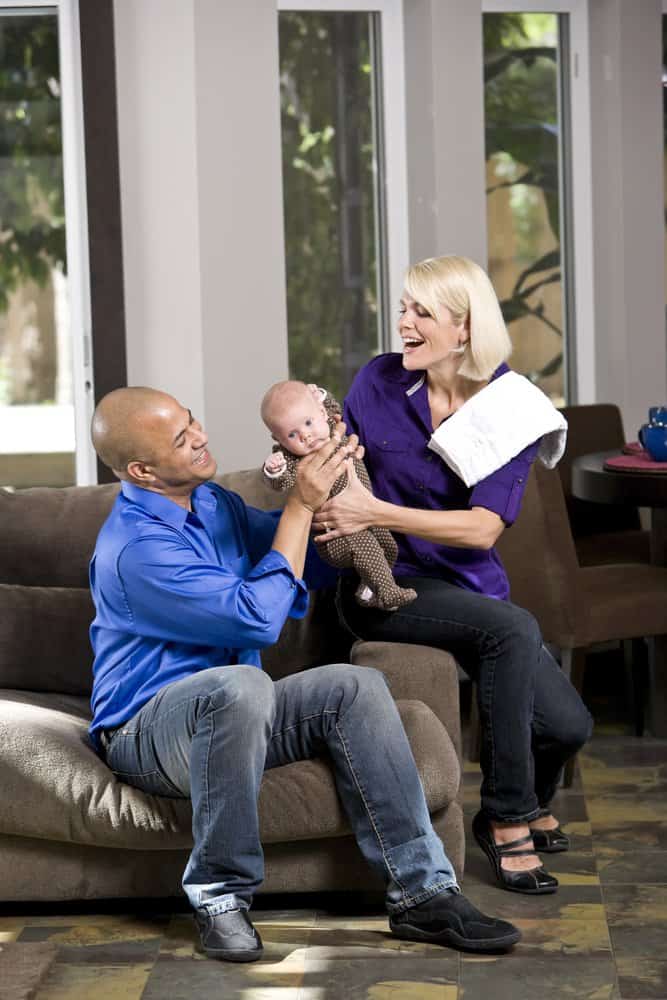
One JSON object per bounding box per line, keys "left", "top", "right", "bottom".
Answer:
{"left": 261, "top": 380, "right": 416, "bottom": 611}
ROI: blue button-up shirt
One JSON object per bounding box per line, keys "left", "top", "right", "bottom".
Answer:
{"left": 88, "top": 481, "right": 328, "bottom": 742}
{"left": 344, "top": 354, "right": 540, "bottom": 600}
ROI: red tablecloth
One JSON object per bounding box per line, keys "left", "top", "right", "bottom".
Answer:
{"left": 605, "top": 446, "right": 667, "bottom": 473}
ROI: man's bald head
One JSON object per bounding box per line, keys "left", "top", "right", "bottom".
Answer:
{"left": 91, "top": 387, "right": 177, "bottom": 476}
{"left": 260, "top": 380, "right": 312, "bottom": 430}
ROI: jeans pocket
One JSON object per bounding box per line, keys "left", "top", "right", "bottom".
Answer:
{"left": 107, "top": 732, "right": 184, "bottom": 799}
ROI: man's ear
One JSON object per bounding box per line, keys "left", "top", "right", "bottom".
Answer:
{"left": 126, "top": 459, "right": 156, "bottom": 485}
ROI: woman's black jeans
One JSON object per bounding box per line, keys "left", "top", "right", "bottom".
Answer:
{"left": 337, "top": 575, "right": 593, "bottom": 823}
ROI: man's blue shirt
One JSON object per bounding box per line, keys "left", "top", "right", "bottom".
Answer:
{"left": 88, "top": 481, "right": 331, "bottom": 743}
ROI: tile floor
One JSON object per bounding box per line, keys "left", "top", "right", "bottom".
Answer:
{"left": 1, "top": 693, "right": 666, "bottom": 998}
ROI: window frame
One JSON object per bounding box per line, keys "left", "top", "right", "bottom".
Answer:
{"left": 276, "top": 0, "right": 409, "bottom": 356}
{"left": 0, "top": 0, "right": 96, "bottom": 483}
{"left": 482, "top": 0, "right": 595, "bottom": 404}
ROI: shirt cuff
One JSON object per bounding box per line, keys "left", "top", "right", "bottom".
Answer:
{"left": 248, "top": 549, "right": 309, "bottom": 618}
{"left": 469, "top": 476, "right": 527, "bottom": 526}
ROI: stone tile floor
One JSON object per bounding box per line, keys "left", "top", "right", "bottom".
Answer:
{"left": 1, "top": 720, "right": 666, "bottom": 999}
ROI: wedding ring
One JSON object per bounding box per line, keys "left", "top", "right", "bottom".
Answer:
{"left": 324, "top": 522, "right": 329, "bottom": 532}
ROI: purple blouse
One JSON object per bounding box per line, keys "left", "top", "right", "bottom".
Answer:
{"left": 343, "top": 354, "right": 540, "bottom": 600}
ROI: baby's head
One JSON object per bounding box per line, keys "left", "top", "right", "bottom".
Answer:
{"left": 261, "top": 380, "right": 331, "bottom": 457}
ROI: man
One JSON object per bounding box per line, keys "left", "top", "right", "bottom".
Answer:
{"left": 88, "top": 386, "right": 521, "bottom": 962}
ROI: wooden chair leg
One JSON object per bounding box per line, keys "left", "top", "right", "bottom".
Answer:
{"left": 563, "top": 648, "right": 587, "bottom": 788}
{"left": 468, "top": 681, "right": 482, "bottom": 762}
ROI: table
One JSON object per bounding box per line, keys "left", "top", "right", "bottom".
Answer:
{"left": 572, "top": 450, "right": 667, "bottom": 735}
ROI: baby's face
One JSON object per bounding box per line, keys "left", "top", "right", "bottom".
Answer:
{"left": 270, "top": 394, "right": 331, "bottom": 456}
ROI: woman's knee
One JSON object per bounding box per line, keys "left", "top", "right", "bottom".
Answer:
{"left": 560, "top": 702, "right": 594, "bottom": 754}
{"left": 507, "top": 605, "right": 543, "bottom": 647}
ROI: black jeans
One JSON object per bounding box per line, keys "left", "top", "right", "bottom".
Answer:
{"left": 337, "top": 575, "right": 593, "bottom": 823}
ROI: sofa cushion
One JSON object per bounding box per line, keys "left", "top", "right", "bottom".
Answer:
{"left": 0, "top": 585, "right": 94, "bottom": 695}
{"left": 0, "top": 689, "right": 459, "bottom": 850}
{"left": 0, "top": 485, "right": 119, "bottom": 588}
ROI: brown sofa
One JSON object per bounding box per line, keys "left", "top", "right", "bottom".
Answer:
{"left": 0, "top": 469, "right": 464, "bottom": 903}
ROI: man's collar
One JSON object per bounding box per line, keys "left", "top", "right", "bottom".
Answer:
{"left": 120, "top": 480, "right": 217, "bottom": 529}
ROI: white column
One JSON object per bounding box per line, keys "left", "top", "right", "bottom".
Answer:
{"left": 114, "top": 0, "right": 206, "bottom": 416}
{"left": 403, "top": 0, "right": 488, "bottom": 267}
{"left": 193, "top": 0, "right": 289, "bottom": 472}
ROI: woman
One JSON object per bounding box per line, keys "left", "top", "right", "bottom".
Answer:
{"left": 313, "top": 254, "right": 593, "bottom": 895}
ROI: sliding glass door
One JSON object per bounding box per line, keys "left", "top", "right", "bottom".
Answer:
{"left": 0, "top": 0, "right": 94, "bottom": 487}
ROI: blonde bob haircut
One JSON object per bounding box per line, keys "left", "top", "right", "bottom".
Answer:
{"left": 404, "top": 254, "right": 512, "bottom": 381}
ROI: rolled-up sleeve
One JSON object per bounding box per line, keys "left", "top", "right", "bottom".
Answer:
{"left": 117, "top": 534, "right": 308, "bottom": 649}
{"left": 469, "top": 440, "right": 540, "bottom": 526}
{"left": 233, "top": 495, "right": 337, "bottom": 593}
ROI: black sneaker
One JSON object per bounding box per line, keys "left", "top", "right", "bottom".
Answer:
{"left": 194, "top": 907, "right": 264, "bottom": 962}
{"left": 389, "top": 890, "right": 521, "bottom": 953}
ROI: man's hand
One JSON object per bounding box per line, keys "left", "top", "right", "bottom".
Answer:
{"left": 291, "top": 425, "right": 360, "bottom": 513}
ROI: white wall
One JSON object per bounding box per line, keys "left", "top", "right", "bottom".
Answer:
{"left": 114, "top": 0, "right": 289, "bottom": 472}
{"left": 588, "top": 0, "right": 667, "bottom": 436}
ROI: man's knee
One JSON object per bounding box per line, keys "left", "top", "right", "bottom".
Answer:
{"left": 200, "top": 665, "right": 276, "bottom": 723}
{"left": 321, "top": 662, "right": 390, "bottom": 705}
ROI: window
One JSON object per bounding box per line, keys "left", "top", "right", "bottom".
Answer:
{"left": 277, "top": 0, "right": 407, "bottom": 401}
{"left": 0, "top": 0, "right": 94, "bottom": 488}
{"left": 482, "top": 1, "right": 594, "bottom": 404}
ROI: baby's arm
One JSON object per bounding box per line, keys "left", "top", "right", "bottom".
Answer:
{"left": 262, "top": 448, "right": 300, "bottom": 492}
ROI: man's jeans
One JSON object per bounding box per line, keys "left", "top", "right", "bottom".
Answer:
{"left": 338, "top": 575, "right": 594, "bottom": 823}
{"left": 104, "top": 663, "right": 457, "bottom": 915}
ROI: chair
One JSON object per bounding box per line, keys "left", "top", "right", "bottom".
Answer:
{"left": 496, "top": 463, "right": 667, "bottom": 784}
{"left": 558, "top": 404, "right": 650, "bottom": 566}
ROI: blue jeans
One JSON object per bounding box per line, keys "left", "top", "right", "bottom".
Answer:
{"left": 338, "top": 575, "right": 593, "bottom": 823}
{"left": 104, "top": 663, "right": 457, "bottom": 915}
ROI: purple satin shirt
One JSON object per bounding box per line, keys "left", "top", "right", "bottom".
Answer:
{"left": 343, "top": 354, "right": 540, "bottom": 600}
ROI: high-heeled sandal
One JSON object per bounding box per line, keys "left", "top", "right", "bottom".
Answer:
{"left": 529, "top": 808, "right": 570, "bottom": 853}
{"left": 472, "top": 812, "right": 558, "bottom": 895}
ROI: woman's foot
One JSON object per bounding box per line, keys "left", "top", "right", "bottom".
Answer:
{"left": 492, "top": 821, "right": 543, "bottom": 872}
{"left": 529, "top": 809, "right": 570, "bottom": 853}
{"left": 472, "top": 812, "right": 558, "bottom": 895}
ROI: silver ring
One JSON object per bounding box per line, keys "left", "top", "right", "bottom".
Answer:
{"left": 324, "top": 522, "right": 329, "bottom": 532}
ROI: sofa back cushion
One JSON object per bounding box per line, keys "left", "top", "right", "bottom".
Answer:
{"left": 0, "top": 470, "right": 350, "bottom": 694}
{"left": 0, "top": 484, "right": 120, "bottom": 587}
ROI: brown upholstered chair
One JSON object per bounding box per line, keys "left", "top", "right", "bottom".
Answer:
{"left": 497, "top": 462, "right": 667, "bottom": 784}
{"left": 558, "top": 404, "right": 650, "bottom": 566}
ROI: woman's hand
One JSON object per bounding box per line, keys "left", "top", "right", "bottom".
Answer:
{"left": 311, "top": 461, "right": 379, "bottom": 541}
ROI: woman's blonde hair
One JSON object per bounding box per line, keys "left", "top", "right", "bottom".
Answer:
{"left": 404, "top": 254, "right": 512, "bottom": 381}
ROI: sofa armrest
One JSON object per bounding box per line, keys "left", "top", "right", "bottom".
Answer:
{"left": 350, "top": 640, "right": 462, "bottom": 761}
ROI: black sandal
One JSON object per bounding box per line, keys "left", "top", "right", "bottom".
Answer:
{"left": 530, "top": 808, "right": 570, "bottom": 853}
{"left": 472, "top": 812, "right": 558, "bottom": 895}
